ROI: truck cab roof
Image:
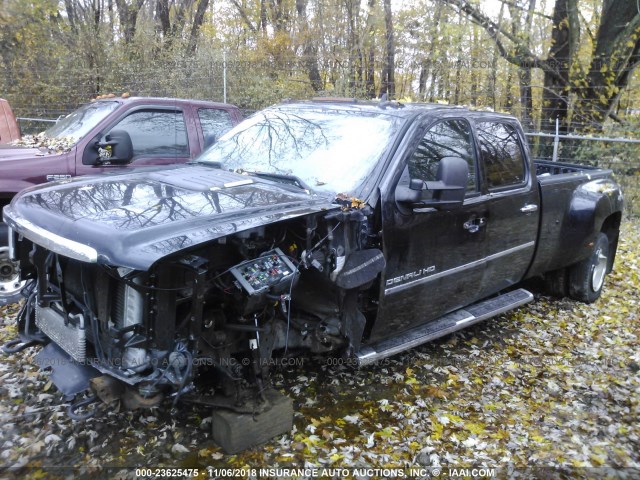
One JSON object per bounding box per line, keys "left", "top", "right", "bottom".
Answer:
{"left": 277, "top": 97, "right": 518, "bottom": 122}
{"left": 90, "top": 95, "right": 238, "bottom": 110}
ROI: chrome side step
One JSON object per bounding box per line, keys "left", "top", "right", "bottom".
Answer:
{"left": 356, "top": 288, "right": 533, "bottom": 366}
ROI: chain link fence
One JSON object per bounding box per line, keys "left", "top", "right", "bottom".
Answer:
{"left": 6, "top": 62, "right": 639, "bottom": 217}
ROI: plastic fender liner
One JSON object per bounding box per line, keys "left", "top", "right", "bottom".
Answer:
{"left": 335, "top": 249, "right": 386, "bottom": 289}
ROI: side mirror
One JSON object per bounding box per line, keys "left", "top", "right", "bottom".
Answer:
{"left": 395, "top": 156, "right": 468, "bottom": 211}
{"left": 83, "top": 130, "right": 134, "bottom": 165}
{"left": 98, "top": 130, "right": 133, "bottom": 165}
{"left": 395, "top": 178, "right": 423, "bottom": 204}
{"left": 424, "top": 156, "right": 468, "bottom": 207}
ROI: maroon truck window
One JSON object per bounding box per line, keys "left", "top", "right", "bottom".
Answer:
{"left": 109, "top": 110, "right": 189, "bottom": 157}
{"left": 198, "top": 108, "right": 233, "bottom": 146}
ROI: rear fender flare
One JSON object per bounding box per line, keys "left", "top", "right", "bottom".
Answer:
{"left": 567, "top": 179, "right": 623, "bottom": 264}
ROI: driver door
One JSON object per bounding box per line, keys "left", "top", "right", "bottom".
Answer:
{"left": 370, "top": 118, "right": 489, "bottom": 341}
{"left": 77, "top": 108, "right": 192, "bottom": 175}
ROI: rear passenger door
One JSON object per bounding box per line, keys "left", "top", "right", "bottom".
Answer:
{"left": 474, "top": 120, "right": 540, "bottom": 297}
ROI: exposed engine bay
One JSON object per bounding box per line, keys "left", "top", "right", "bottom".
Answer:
{"left": 11, "top": 203, "right": 385, "bottom": 415}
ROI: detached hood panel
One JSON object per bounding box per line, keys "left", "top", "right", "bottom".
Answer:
{"left": 5, "top": 165, "right": 337, "bottom": 270}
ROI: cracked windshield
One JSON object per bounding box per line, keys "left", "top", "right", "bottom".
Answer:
{"left": 197, "top": 107, "right": 403, "bottom": 195}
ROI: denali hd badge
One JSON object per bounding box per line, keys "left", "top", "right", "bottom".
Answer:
{"left": 386, "top": 266, "right": 436, "bottom": 286}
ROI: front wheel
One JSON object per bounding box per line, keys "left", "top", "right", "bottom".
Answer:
{"left": 0, "top": 222, "right": 26, "bottom": 306}
{"left": 569, "top": 232, "right": 610, "bottom": 304}
{"left": 0, "top": 246, "right": 26, "bottom": 306}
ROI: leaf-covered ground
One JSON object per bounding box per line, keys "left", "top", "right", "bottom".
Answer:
{"left": 1, "top": 222, "right": 639, "bottom": 478}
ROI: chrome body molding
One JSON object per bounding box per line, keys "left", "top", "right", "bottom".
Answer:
{"left": 384, "top": 241, "right": 535, "bottom": 296}
{"left": 4, "top": 207, "right": 98, "bottom": 263}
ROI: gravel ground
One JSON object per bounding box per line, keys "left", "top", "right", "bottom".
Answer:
{"left": 0, "top": 223, "right": 639, "bottom": 479}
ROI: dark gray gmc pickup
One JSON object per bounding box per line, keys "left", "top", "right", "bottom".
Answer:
{"left": 2, "top": 99, "right": 623, "bottom": 452}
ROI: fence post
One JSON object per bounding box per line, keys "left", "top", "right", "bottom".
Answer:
{"left": 223, "top": 51, "right": 227, "bottom": 104}
{"left": 552, "top": 117, "right": 559, "bottom": 162}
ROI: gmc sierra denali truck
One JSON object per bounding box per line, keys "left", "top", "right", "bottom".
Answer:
{"left": 2, "top": 99, "right": 623, "bottom": 452}
{"left": 0, "top": 96, "right": 242, "bottom": 305}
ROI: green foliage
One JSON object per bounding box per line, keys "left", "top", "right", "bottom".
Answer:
{"left": 0, "top": 0, "right": 638, "bottom": 141}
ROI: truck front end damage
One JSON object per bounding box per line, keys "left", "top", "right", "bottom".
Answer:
{"left": 3, "top": 185, "right": 384, "bottom": 448}
{"left": 2, "top": 102, "right": 402, "bottom": 450}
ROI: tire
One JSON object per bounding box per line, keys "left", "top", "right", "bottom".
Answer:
{"left": 544, "top": 267, "right": 568, "bottom": 298}
{"left": 569, "top": 232, "right": 609, "bottom": 304}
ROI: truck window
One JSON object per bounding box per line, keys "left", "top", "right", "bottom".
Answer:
{"left": 475, "top": 122, "right": 526, "bottom": 189}
{"left": 109, "top": 110, "right": 189, "bottom": 157}
{"left": 198, "top": 108, "right": 233, "bottom": 146}
{"left": 407, "top": 119, "right": 477, "bottom": 192}
{"left": 46, "top": 101, "right": 119, "bottom": 142}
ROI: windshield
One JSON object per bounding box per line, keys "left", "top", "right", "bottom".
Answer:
{"left": 197, "top": 107, "right": 403, "bottom": 195}
{"left": 44, "top": 101, "right": 120, "bottom": 141}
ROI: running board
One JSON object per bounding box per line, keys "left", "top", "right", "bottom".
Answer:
{"left": 356, "top": 288, "right": 533, "bottom": 366}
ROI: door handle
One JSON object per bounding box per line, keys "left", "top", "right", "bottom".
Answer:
{"left": 520, "top": 204, "right": 538, "bottom": 213}
{"left": 463, "top": 217, "right": 487, "bottom": 233}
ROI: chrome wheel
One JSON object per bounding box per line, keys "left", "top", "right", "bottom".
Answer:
{"left": 591, "top": 246, "right": 608, "bottom": 293}
{"left": 569, "top": 232, "right": 612, "bottom": 304}
{"left": 0, "top": 246, "right": 26, "bottom": 304}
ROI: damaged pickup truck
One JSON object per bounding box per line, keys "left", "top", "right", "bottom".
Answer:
{"left": 2, "top": 100, "right": 623, "bottom": 452}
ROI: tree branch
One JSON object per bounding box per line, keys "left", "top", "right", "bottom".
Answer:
{"left": 440, "top": 0, "right": 565, "bottom": 83}
{"left": 230, "top": 0, "right": 257, "bottom": 32}
{"left": 499, "top": 0, "right": 553, "bottom": 21}
{"left": 608, "top": 111, "right": 626, "bottom": 125}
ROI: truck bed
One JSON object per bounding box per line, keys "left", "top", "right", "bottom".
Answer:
{"left": 527, "top": 160, "right": 619, "bottom": 278}
{"left": 534, "top": 159, "right": 613, "bottom": 180}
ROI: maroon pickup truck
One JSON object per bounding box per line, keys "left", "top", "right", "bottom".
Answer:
{"left": 0, "top": 96, "right": 242, "bottom": 304}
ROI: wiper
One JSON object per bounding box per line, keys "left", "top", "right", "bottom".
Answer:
{"left": 243, "top": 171, "right": 313, "bottom": 193}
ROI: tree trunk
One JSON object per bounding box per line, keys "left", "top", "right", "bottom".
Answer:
{"left": 541, "top": 0, "right": 578, "bottom": 132}
{"left": 64, "top": 0, "right": 77, "bottom": 33}
{"left": 268, "top": 0, "right": 287, "bottom": 32}
{"left": 345, "top": 0, "right": 361, "bottom": 93}
{"left": 484, "top": 1, "right": 505, "bottom": 110}
{"left": 156, "top": 0, "right": 171, "bottom": 37}
{"left": 115, "top": 0, "right": 145, "bottom": 44}
{"left": 364, "top": 0, "right": 376, "bottom": 98}
{"left": 296, "top": 0, "right": 322, "bottom": 91}
{"left": 518, "top": 67, "right": 534, "bottom": 129}
{"left": 418, "top": 0, "right": 443, "bottom": 100}
{"left": 571, "top": 0, "right": 640, "bottom": 131}
{"left": 187, "top": 0, "right": 210, "bottom": 54}
{"left": 380, "top": 0, "right": 395, "bottom": 97}
{"left": 453, "top": 10, "right": 463, "bottom": 104}
{"left": 260, "top": 0, "right": 268, "bottom": 33}
{"left": 509, "top": 0, "right": 536, "bottom": 129}
{"left": 504, "top": 70, "right": 514, "bottom": 109}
